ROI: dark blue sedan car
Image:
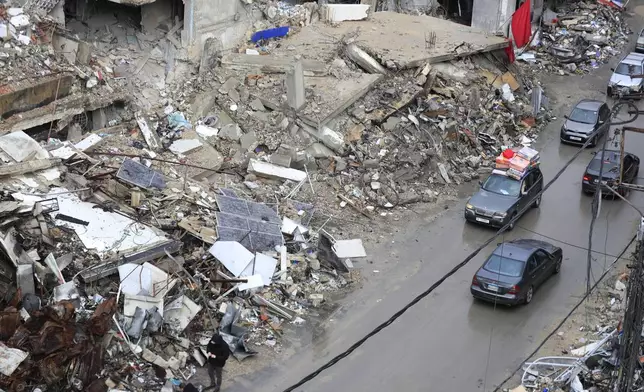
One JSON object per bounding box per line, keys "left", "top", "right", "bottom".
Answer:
{"left": 471, "top": 239, "right": 562, "bottom": 306}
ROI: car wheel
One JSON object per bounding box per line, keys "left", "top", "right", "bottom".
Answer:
{"left": 532, "top": 194, "right": 542, "bottom": 208}
{"left": 524, "top": 286, "right": 534, "bottom": 304}
{"left": 554, "top": 258, "right": 562, "bottom": 274}
{"left": 507, "top": 213, "right": 517, "bottom": 231}
{"left": 590, "top": 135, "right": 599, "bottom": 147}
{"left": 607, "top": 86, "right": 613, "bottom": 96}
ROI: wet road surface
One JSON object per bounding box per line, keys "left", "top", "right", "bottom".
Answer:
{"left": 227, "top": 10, "right": 644, "bottom": 392}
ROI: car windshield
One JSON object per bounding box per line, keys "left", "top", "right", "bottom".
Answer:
{"left": 615, "top": 62, "right": 643, "bottom": 76}
{"left": 568, "top": 107, "right": 598, "bottom": 124}
{"left": 483, "top": 254, "right": 525, "bottom": 278}
{"left": 482, "top": 174, "right": 521, "bottom": 197}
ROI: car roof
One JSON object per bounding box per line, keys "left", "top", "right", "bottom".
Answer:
{"left": 621, "top": 54, "right": 644, "bottom": 64}
{"left": 591, "top": 150, "right": 622, "bottom": 162}
{"left": 574, "top": 99, "right": 604, "bottom": 110}
{"left": 491, "top": 242, "right": 538, "bottom": 261}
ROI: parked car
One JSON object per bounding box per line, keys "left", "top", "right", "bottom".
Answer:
{"left": 607, "top": 52, "right": 644, "bottom": 97}
{"left": 581, "top": 150, "right": 640, "bottom": 196}
{"left": 560, "top": 99, "right": 610, "bottom": 147}
{"left": 470, "top": 239, "right": 563, "bottom": 306}
{"left": 636, "top": 28, "right": 644, "bottom": 53}
{"left": 464, "top": 167, "right": 543, "bottom": 230}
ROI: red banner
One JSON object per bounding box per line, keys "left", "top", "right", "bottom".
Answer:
{"left": 511, "top": 0, "right": 532, "bottom": 48}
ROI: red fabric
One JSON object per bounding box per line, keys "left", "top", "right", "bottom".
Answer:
{"left": 505, "top": 39, "right": 515, "bottom": 63}
{"left": 511, "top": 0, "right": 532, "bottom": 48}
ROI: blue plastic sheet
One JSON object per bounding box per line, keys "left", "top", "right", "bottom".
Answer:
{"left": 251, "top": 26, "right": 289, "bottom": 43}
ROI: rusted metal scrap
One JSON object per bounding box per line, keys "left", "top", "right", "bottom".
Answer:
{"left": 88, "top": 296, "right": 117, "bottom": 336}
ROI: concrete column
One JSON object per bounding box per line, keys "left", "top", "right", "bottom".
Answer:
{"left": 286, "top": 62, "right": 306, "bottom": 111}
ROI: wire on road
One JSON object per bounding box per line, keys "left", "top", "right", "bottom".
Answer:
{"left": 516, "top": 225, "right": 634, "bottom": 262}
{"left": 492, "top": 233, "right": 636, "bottom": 392}
{"left": 280, "top": 101, "right": 640, "bottom": 392}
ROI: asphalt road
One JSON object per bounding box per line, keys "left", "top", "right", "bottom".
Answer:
{"left": 226, "top": 8, "right": 644, "bottom": 392}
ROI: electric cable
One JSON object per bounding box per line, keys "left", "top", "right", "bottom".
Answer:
{"left": 516, "top": 224, "right": 633, "bottom": 262}
{"left": 492, "top": 233, "right": 637, "bottom": 391}
{"left": 281, "top": 100, "right": 639, "bottom": 392}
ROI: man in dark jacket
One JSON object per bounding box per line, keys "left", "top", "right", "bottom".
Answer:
{"left": 206, "top": 332, "right": 230, "bottom": 391}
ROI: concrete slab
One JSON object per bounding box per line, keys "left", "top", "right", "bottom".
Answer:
{"left": 255, "top": 73, "right": 382, "bottom": 126}
{"left": 272, "top": 12, "right": 508, "bottom": 69}
{"left": 0, "top": 92, "right": 129, "bottom": 135}
{"left": 221, "top": 54, "right": 329, "bottom": 76}
{"left": 0, "top": 74, "right": 74, "bottom": 119}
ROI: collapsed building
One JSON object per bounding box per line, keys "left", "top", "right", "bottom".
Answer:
{"left": 0, "top": 0, "right": 630, "bottom": 390}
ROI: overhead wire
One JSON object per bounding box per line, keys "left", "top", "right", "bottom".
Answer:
{"left": 281, "top": 100, "right": 639, "bottom": 392}
{"left": 516, "top": 224, "right": 633, "bottom": 263}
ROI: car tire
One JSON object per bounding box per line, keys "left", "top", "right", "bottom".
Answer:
{"left": 507, "top": 213, "right": 517, "bottom": 231}
{"left": 554, "top": 257, "right": 562, "bottom": 274}
{"left": 532, "top": 194, "right": 542, "bottom": 208}
{"left": 524, "top": 286, "right": 534, "bottom": 305}
{"left": 607, "top": 86, "right": 613, "bottom": 97}
{"left": 590, "top": 135, "right": 599, "bottom": 147}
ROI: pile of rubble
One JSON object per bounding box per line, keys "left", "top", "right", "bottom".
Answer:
{"left": 191, "top": 48, "right": 549, "bottom": 213}
{"left": 506, "top": 272, "right": 630, "bottom": 392}
{"left": 0, "top": 119, "right": 364, "bottom": 390}
{"left": 518, "top": 1, "right": 630, "bottom": 74}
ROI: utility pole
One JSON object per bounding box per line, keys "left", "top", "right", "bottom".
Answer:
{"left": 614, "top": 218, "right": 644, "bottom": 392}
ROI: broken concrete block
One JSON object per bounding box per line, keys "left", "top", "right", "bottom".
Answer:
{"left": 240, "top": 131, "right": 257, "bottom": 151}
{"left": 309, "top": 293, "right": 324, "bottom": 307}
{"left": 248, "top": 159, "right": 307, "bottom": 182}
{"left": 319, "top": 126, "right": 344, "bottom": 152}
{"left": 66, "top": 123, "right": 83, "bottom": 143}
{"left": 16, "top": 264, "right": 35, "bottom": 295}
{"left": 269, "top": 154, "right": 292, "bottom": 168}
{"left": 195, "top": 124, "right": 218, "bottom": 138}
{"left": 345, "top": 43, "right": 387, "bottom": 75}
{"left": 286, "top": 62, "right": 306, "bottom": 111}
{"left": 219, "top": 77, "right": 240, "bottom": 94}
{"left": 0, "top": 23, "right": 14, "bottom": 41}
{"left": 74, "top": 134, "right": 104, "bottom": 152}
{"left": 9, "top": 14, "right": 30, "bottom": 29}
{"left": 305, "top": 143, "right": 335, "bottom": 159}
{"left": 322, "top": 4, "right": 370, "bottom": 22}
{"left": 219, "top": 123, "right": 243, "bottom": 141}
{"left": 169, "top": 139, "right": 203, "bottom": 155}
{"left": 249, "top": 98, "right": 266, "bottom": 111}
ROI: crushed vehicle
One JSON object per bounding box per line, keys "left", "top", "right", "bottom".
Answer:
{"left": 607, "top": 52, "right": 644, "bottom": 97}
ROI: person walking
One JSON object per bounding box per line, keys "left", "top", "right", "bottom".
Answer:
{"left": 206, "top": 332, "right": 230, "bottom": 392}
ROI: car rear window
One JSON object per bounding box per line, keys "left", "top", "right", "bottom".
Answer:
{"left": 483, "top": 254, "right": 525, "bottom": 277}
{"left": 588, "top": 152, "right": 620, "bottom": 172}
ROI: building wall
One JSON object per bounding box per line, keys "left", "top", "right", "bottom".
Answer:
{"left": 185, "top": 0, "right": 261, "bottom": 60}
{"left": 471, "top": 0, "right": 515, "bottom": 34}
{"left": 141, "top": 0, "right": 173, "bottom": 33}
{"left": 379, "top": 0, "right": 438, "bottom": 11}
